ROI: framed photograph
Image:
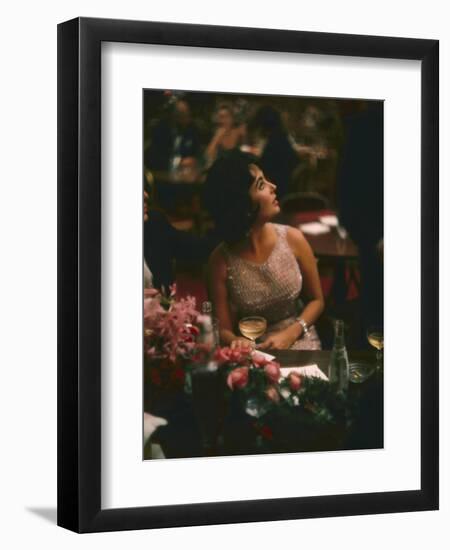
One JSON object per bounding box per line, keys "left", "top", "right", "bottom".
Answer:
{"left": 58, "top": 17, "right": 438, "bottom": 533}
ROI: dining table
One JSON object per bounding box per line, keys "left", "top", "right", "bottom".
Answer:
{"left": 284, "top": 209, "right": 360, "bottom": 308}
{"left": 146, "top": 349, "right": 383, "bottom": 460}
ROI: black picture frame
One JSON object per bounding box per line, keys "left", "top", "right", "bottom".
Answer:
{"left": 57, "top": 17, "right": 439, "bottom": 533}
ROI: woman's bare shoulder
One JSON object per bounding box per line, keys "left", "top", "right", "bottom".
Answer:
{"left": 283, "top": 224, "right": 303, "bottom": 243}
{"left": 208, "top": 243, "right": 228, "bottom": 275}
{"left": 285, "top": 225, "right": 312, "bottom": 256}
{"left": 209, "top": 242, "right": 226, "bottom": 260}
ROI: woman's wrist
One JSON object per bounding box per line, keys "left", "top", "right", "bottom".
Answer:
{"left": 296, "top": 317, "right": 310, "bottom": 337}
{"left": 287, "top": 320, "right": 303, "bottom": 341}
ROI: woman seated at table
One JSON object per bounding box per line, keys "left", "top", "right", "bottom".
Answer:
{"left": 205, "top": 151, "right": 324, "bottom": 350}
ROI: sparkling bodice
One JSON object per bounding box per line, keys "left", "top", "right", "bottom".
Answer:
{"left": 221, "top": 224, "right": 321, "bottom": 350}
{"left": 222, "top": 224, "right": 301, "bottom": 324}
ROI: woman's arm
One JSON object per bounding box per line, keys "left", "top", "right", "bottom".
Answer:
{"left": 205, "top": 127, "right": 226, "bottom": 165}
{"left": 287, "top": 225, "right": 325, "bottom": 325}
{"left": 259, "top": 226, "right": 324, "bottom": 350}
{"left": 208, "top": 247, "right": 251, "bottom": 349}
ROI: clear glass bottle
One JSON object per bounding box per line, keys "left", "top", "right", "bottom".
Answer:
{"left": 185, "top": 302, "right": 213, "bottom": 396}
{"left": 192, "top": 301, "right": 220, "bottom": 453}
{"left": 200, "top": 301, "right": 214, "bottom": 348}
{"left": 201, "top": 301, "right": 220, "bottom": 348}
{"left": 329, "top": 319, "right": 349, "bottom": 392}
{"left": 201, "top": 300, "right": 212, "bottom": 315}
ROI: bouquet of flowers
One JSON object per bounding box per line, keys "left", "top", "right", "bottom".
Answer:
{"left": 214, "top": 345, "right": 354, "bottom": 451}
{"left": 144, "top": 285, "right": 207, "bottom": 390}
{"left": 213, "top": 346, "right": 283, "bottom": 417}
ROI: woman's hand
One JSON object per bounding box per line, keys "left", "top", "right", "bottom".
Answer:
{"left": 210, "top": 125, "right": 229, "bottom": 145}
{"left": 257, "top": 325, "right": 300, "bottom": 351}
{"left": 230, "top": 337, "right": 254, "bottom": 351}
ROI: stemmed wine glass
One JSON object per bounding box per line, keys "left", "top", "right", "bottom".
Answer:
{"left": 367, "top": 325, "right": 384, "bottom": 371}
{"left": 238, "top": 316, "right": 267, "bottom": 348}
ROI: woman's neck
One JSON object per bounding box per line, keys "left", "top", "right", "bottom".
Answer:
{"left": 228, "top": 222, "right": 276, "bottom": 263}
{"left": 245, "top": 222, "right": 272, "bottom": 253}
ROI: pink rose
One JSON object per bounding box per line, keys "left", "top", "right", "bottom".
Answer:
{"left": 264, "top": 362, "right": 281, "bottom": 384}
{"left": 214, "top": 346, "right": 251, "bottom": 366}
{"left": 214, "top": 347, "right": 233, "bottom": 364}
{"left": 252, "top": 352, "right": 270, "bottom": 367}
{"left": 265, "top": 385, "right": 280, "bottom": 403}
{"left": 288, "top": 373, "right": 303, "bottom": 392}
{"left": 230, "top": 348, "right": 250, "bottom": 364}
{"left": 227, "top": 367, "right": 249, "bottom": 390}
{"left": 230, "top": 349, "right": 243, "bottom": 363}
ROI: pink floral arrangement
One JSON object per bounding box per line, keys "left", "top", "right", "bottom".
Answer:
{"left": 214, "top": 346, "right": 283, "bottom": 404}
{"left": 144, "top": 284, "right": 203, "bottom": 362}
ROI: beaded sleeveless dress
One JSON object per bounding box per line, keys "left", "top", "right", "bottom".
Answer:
{"left": 221, "top": 223, "right": 321, "bottom": 350}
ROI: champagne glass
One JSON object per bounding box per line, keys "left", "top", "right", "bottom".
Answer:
{"left": 367, "top": 325, "right": 384, "bottom": 371}
{"left": 239, "top": 316, "right": 267, "bottom": 347}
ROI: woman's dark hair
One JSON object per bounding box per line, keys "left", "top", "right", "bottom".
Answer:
{"left": 203, "top": 150, "right": 260, "bottom": 244}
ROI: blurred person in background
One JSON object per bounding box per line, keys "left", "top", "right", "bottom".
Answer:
{"left": 144, "top": 97, "right": 201, "bottom": 174}
{"left": 205, "top": 103, "right": 246, "bottom": 167}
{"left": 336, "top": 101, "right": 384, "bottom": 344}
{"left": 143, "top": 174, "right": 221, "bottom": 291}
{"left": 248, "top": 105, "right": 299, "bottom": 200}
{"left": 291, "top": 102, "right": 341, "bottom": 195}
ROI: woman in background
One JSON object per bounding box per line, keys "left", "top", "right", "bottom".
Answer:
{"left": 205, "top": 104, "right": 246, "bottom": 167}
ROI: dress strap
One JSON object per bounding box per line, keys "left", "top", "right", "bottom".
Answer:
{"left": 272, "top": 223, "right": 296, "bottom": 260}
{"left": 273, "top": 223, "right": 288, "bottom": 241}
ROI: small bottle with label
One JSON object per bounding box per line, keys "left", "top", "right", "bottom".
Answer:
{"left": 201, "top": 301, "right": 220, "bottom": 349}
{"left": 328, "top": 319, "right": 349, "bottom": 392}
{"left": 200, "top": 301, "right": 214, "bottom": 349}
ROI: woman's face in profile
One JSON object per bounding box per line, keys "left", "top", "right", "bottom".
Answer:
{"left": 248, "top": 164, "right": 280, "bottom": 222}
